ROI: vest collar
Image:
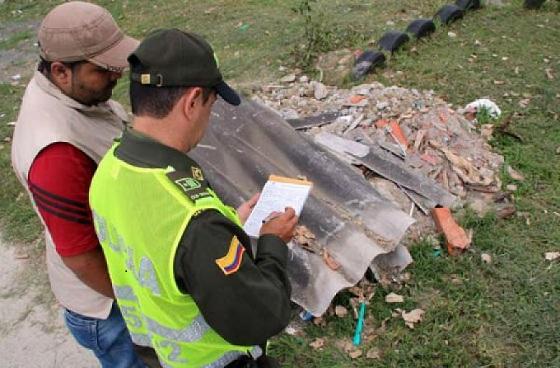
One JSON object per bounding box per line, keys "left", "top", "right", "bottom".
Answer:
{"left": 116, "top": 128, "right": 197, "bottom": 172}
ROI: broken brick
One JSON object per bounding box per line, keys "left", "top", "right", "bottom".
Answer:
{"left": 388, "top": 120, "right": 409, "bottom": 150}
{"left": 431, "top": 207, "right": 471, "bottom": 255}
{"left": 349, "top": 95, "right": 367, "bottom": 105}
{"left": 439, "top": 111, "right": 448, "bottom": 124}
{"left": 375, "top": 119, "right": 390, "bottom": 129}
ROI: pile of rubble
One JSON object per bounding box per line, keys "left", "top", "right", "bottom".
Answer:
{"left": 253, "top": 77, "right": 508, "bottom": 239}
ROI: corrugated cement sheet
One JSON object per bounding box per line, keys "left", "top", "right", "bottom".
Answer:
{"left": 190, "top": 100, "right": 415, "bottom": 316}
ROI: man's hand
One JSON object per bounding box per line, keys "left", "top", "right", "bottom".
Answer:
{"left": 260, "top": 207, "right": 298, "bottom": 243}
{"left": 236, "top": 192, "right": 260, "bottom": 224}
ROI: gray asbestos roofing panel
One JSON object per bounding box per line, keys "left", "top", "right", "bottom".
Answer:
{"left": 191, "top": 100, "right": 415, "bottom": 316}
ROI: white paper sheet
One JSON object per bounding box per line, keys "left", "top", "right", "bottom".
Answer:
{"left": 243, "top": 175, "right": 312, "bottom": 237}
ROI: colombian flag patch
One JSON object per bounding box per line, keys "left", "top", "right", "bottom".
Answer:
{"left": 215, "top": 236, "right": 245, "bottom": 275}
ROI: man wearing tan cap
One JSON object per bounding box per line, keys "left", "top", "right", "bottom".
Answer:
{"left": 11, "top": 2, "right": 146, "bottom": 367}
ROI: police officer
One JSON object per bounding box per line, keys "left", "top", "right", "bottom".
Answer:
{"left": 89, "top": 29, "right": 297, "bottom": 368}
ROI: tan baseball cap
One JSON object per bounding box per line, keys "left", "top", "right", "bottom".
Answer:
{"left": 38, "top": 1, "right": 139, "bottom": 71}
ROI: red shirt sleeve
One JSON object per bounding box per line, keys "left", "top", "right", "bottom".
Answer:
{"left": 28, "top": 142, "right": 100, "bottom": 257}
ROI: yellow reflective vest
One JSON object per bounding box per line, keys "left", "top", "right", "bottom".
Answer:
{"left": 90, "top": 144, "right": 260, "bottom": 367}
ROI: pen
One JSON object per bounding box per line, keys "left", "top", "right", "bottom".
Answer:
{"left": 261, "top": 212, "right": 281, "bottom": 224}
{"left": 353, "top": 301, "right": 366, "bottom": 346}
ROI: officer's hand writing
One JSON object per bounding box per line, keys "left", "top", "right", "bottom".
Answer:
{"left": 236, "top": 192, "right": 260, "bottom": 224}
{"left": 259, "top": 207, "right": 298, "bottom": 243}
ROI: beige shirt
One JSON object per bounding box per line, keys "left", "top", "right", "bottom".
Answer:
{"left": 11, "top": 71, "right": 127, "bottom": 319}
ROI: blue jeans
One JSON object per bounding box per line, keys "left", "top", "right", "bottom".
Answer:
{"left": 64, "top": 303, "right": 146, "bottom": 368}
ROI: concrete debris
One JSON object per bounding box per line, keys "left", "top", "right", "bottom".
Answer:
{"left": 314, "top": 132, "right": 369, "bottom": 158}
{"left": 313, "top": 81, "right": 329, "bottom": 100}
{"left": 255, "top": 79, "right": 505, "bottom": 224}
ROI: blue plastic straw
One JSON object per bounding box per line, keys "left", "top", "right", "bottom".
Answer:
{"left": 352, "top": 302, "right": 366, "bottom": 346}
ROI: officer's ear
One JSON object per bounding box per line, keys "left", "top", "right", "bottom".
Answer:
{"left": 181, "top": 87, "right": 203, "bottom": 120}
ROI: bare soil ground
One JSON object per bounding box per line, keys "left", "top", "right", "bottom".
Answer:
{"left": 0, "top": 240, "right": 97, "bottom": 367}
{"left": 0, "top": 19, "right": 38, "bottom": 84}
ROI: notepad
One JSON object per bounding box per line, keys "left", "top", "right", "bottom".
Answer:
{"left": 243, "top": 175, "right": 312, "bottom": 238}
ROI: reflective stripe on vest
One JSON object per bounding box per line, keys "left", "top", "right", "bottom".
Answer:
{"left": 90, "top": 145, "right": 260, "bottom": 367}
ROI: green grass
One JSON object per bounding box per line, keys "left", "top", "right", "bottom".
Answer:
{"left": 0, "top": 29, "right": 32, "bottom": 50}
{"left": 0, "top": 83, "right": 41, "bottom": 243}
{"left": 0, "top": 0, "right": 559, "bottom": 366}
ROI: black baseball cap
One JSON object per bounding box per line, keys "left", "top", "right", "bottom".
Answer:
{"left": 128, "top": 28, "right": 240, "bottom": 106}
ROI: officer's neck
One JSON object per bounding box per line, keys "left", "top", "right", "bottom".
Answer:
{"left": 132, "top": 115, "right": 194, "bottom": 153}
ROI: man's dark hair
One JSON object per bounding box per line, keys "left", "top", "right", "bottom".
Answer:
{"left": 38, "top": 56, "right": 85, "bottom": 79}
{"left": 129, "top": 62, "right": 213, "bottom": 119}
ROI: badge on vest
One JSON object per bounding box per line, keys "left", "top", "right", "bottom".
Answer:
{"left": 215, "top": 236, "right": 245, "bottom": 275}
{"left": 175, "top": 177, "right": 201, "bottom": 191}
{"left": 191, "top": 166, "right": 204, "bottom": 181}
{"left": 167, "top": 169, "right": 212, "bottom": 202}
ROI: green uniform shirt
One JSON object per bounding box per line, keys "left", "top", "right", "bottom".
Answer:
{"left": 115, "top": 128, "right": 292, "bottom": 348}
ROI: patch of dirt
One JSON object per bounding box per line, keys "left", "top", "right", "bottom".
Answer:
{"left": 0, "top": 19, "right": 40, "bottom": 84}
{"left": 0, "top": 240, "right": 97, "bottom": 367}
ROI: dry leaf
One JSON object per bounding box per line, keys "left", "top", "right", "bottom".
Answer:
{"left": 402, "top": 309, "right": 425, "bottom": 329}
{"left": 506, "top": 184, "right": 518, "bottom": 191}
{"left": 518, "top": 98, "right": 530, "bottom": 108}
{"left": 204, "top": 6, "right": 217, "bottom": 14}
{"left": 545, "top": 68, "right": 554, "bottom": 81}
{"left": 334, "top": 339, "right": 354, "bottom": 353}
{"left": 481, "top": 253, "right": 492, "bottom": 264}
{"left": 385, "top": 292, "right": 404, "bottom": 303}
{"left": 312, "top": 316, "right": 326, "bottom": 327}
{"left": 507, "top": 166, "right": 525, "bottom": 181}
{"left": 335, "top": 305, "right": 348, "bottom": 318}
{"left": 545, "top": 252, "right": 560, "bottom": 261}
{"left": 494, "top": 80, "right": 506, "bottom": 85}
{"left": 348, "top": 349, "right": 363, "bottom": 359}
{"left": 309, "top": 338, "right": 325, "bottom": 350}
{"left": 366, "top": 348, "right": 381, "bottom": 359}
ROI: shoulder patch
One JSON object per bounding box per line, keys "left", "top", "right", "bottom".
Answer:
{"left": 166, "top": 168, "right": 212, "bottom": 202}
{"left": 215, "top": 236, "right": 245, "bottom": 275}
